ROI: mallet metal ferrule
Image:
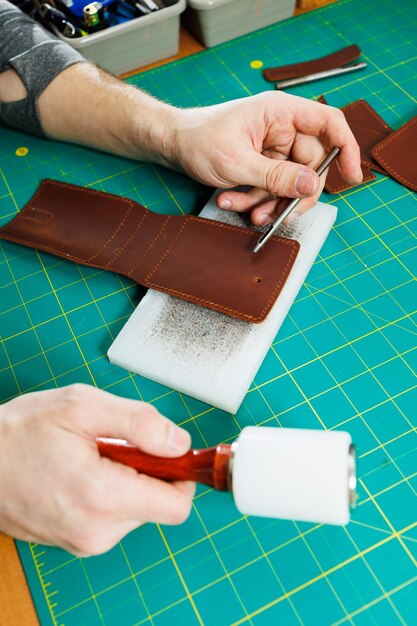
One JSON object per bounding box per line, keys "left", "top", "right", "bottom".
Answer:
{"left": 253, "top": 147, "right": 340, "bottom": 254}
{"left": 275, "top": 62, "right": 367, "bottom": 90}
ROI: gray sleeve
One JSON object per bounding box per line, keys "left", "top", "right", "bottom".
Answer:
{"left": 0, "top": 0, "right": 85, "bottom": 137}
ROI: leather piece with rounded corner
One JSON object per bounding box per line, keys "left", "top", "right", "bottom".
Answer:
{"left": 318, "top": 96, "right": 391, "bottom": 194}
{"left": 372, "top": 116, "right": 417, "bottom": 192}
{"left": 0, "top": 179, "right": 300, "bottom": 323}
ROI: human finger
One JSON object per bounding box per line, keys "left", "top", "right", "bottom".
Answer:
{"left": 57, "top": 384, "right": 191, "bottom": 458}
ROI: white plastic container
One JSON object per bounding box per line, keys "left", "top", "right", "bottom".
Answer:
{"left": 183, "top": 0, "right": 296, "bottom": 48}
{"left": 56, "top": 0, "right": 186, "bottom": 75}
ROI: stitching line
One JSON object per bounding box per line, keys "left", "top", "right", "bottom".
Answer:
{"left": 325, "top": 165, "right": 376, "bottom": 193}
{"left": 343, "top": 99, "right": 392, "bottom": 134}
{"left": 144, "top": 215, "right": 300, "bottom": 321}
{"left": 144, "top": 218, "right": 189, "bottom": 282}
{"left": 19, "top": 207, "right": 53, "bottom": 225}
{"left": 128, "top": 215, "right": 172, "bottom": 276}
{"left": 88, "top": 204, "right": 133, "bottom": 262}
{"left": 105, "top": 210, "right": 148, "bottom": 268}
{"left": 372, "top": 116, "right": 417, "bottom": 191}
{"left": 0, "top": 233, "right": 86, "bottom": 263}
{"left": 0, "top": 179, "right": 301, "bottom": 322}
{"left": 146, "top": 239, "right": 299, "bottom": 323}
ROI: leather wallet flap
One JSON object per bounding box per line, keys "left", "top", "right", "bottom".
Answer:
{"left": 0, "top": 180, "right": 300, "bottom": 323}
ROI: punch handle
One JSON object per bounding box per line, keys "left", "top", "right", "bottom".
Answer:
{"left": 97, "top": 438, "right": 232, "bottom": 491}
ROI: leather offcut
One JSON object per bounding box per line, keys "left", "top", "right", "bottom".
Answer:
{"left": 318, "top": 96, "right": 392, "bottom": 194}
{"left": 263, "top": 44, "right": 361, "bottom": 82}
{"left": 0, "top": 179, "right": 300, "bottom": 323}
{"left": 372, "top": 115, "right": 417, "bottom": 192}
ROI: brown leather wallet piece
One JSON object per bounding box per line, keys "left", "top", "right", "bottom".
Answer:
{"left": 0, "top": 179, "right": 300, "bottom": 323}
{"left": 372, "top": 116, "right": 417, "bottom": 192}
{"left": 263, "top": 44, "right": 361, "bottom": 82}
{"left": 325, "top": 162, "right": 376, "bottom": 195}
{"left": 318, "top": 96, "right": 391, "bottom": 194}
{"left": 341, "top": 100, "right": 392, "bottom": 174}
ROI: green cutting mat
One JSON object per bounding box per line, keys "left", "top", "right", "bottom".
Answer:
{"left": 1, "top": 0, "right": 417, "bottom": 623}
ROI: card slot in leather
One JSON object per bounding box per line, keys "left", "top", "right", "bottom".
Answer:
{"left": 0, "top": 180, "right": 301, "bottom": 323}
{"left": 125, "top": 214, "right": 184, "bottom": 279}
{"left": 6, "top": 179, "right": 137, "bottom": 263}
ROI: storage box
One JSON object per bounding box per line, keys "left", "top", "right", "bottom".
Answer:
{"left": 183, "top": 0, "right": 296, "bottom": 48}
{"left": 57, "top": 0, "right": 186, "bottom": 75}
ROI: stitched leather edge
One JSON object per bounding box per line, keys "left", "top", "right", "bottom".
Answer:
{"left": 342, "top": 99, "right": 392, "bottom": 134}
{"left": 0, "top": 229, "right": 300, "bottom": 323}
{"left": 371, "top": 116, "right": 417, "bottom": 191}
{"left": 0, "top": 232, "right": 87, "bottom": 264}
{"left": 0, "top": 179, "right": 301, "bottom": 323}
{"left": 325, "top": 166, "right": 376, "bottom": 194}
{"left": 146, "top": 243, "right": 299, "bottom": 322}
{"left": 145, "top": 216, "right": 300, "bottom": 322}
{"left": 340, "top": 100, "right": 390, "bottom": 176}
{"left": 0, "top": 179, "right": 140, "bottom": 264}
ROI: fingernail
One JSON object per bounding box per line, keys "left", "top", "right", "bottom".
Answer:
{"left": 258, "top": 213, "right": 272, "bottom": 226}
{"left": 219, "top": 199, "right": 232, "bottom": 209}
{"left": 295, "top": 171, "right": 317, "bottom": 196}
{"left": 167, "top": 425, "right": 191, "bottom": 452}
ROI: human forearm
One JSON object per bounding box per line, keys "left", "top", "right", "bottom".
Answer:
{"left": 38, "top": 63, "right": 181, "bottom": 168}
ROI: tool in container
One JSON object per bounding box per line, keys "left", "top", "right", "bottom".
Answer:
{"left": 253, "top": 147, "right": 340, "bottom": 254}
{"left": 98, "top": 427, "right": 357, "bottom": 526}
{"left": 38, "top": 3, "right": 87, "bottom": 37}
{"left": 83, "top": 1, "right": 107, "bottom": 31}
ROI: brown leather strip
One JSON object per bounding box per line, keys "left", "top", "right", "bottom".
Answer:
{"left": 372, "top": 116, "right": 417, "bottom": 192}
{"left": 0, "top": 179, "right": 300, "bottom": 323}
{"left": 263, "top": 44, "right": 361, "bottom": 82}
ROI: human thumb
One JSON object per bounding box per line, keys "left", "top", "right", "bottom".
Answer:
{"left": 238, "top": 151, "right": 320, "bottom": 199}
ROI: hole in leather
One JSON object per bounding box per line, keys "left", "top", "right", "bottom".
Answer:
{"left": 256, "top": 277, "right": 262, "bottom": 283}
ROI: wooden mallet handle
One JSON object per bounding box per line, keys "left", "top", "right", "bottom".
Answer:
{"left": 97, "top": 439, "right": 232, "bottom": 491}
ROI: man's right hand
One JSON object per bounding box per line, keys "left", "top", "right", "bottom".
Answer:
{"left": 0, "top": 384, "right": 195, "bottom": 556}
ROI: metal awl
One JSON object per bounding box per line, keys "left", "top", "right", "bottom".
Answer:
{"left": 252, "top": 147, "right": 340, "bottom": 254}
{"left": 275, "top": 62, "right": 367, "bottom": 90}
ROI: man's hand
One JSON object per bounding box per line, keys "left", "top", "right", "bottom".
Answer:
{"left": 171, "top": 91, "right": 362, "bottom": 226}
{"left": 34, "top": 65, "right": 361, "bottom": 226}
{"left": 0, "top": 385, "right": 194, "bottom": 556}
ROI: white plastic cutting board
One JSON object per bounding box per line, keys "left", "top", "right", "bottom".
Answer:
{"left": 108, "top": 191, "right": 337, "bottom": 413}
